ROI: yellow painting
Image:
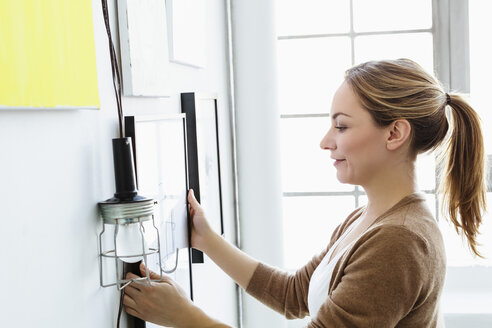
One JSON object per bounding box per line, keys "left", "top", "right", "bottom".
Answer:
{"left": 0, "top": 0, "right": 99, "bottom": 109}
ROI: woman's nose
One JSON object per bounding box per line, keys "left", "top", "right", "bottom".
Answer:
{"left": 320, "top": 131, "right": 335, "bottom": 150}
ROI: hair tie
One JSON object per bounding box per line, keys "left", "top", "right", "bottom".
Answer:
{"left": 446, "top": 93, "right": 451, "bottom": 105}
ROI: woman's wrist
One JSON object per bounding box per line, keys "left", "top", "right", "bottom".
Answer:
{"left": 200, "top": 229, "right": 221, "bottom": 255}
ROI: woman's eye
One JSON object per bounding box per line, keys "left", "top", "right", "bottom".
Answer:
{"left": 335, "top": 126, "right": 347, "bottom": 131}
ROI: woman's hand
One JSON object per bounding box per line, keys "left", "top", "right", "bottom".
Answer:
{"left": 124, "top": 263, "right": 218, "bottom": 327}
{"left": 188, "top": 189, "right": 216, "bottom": 252}
{"left": 187, "top": 189, "right": 259, "bottom": 290}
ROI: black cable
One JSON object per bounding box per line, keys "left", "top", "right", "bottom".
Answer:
{"left": 100, "top": 2, "right": 131, "bottom": 326}
{"left": 101, "top": 0, "right": 124, "bottom": 138}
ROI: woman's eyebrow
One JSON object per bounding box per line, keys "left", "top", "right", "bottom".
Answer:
{"left": 330, "top": 112, "right": 352, "bottom": 120}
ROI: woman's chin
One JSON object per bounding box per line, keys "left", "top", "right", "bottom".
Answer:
{"left": 336, "top": 173, "right": 355, "bottom": 185}
{"left": 336, "top": 175, "right": 349, "bottom": 184}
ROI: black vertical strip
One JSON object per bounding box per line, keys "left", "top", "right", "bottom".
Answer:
{"left": 122, "top": 260, "right": 146, "bottom": 328}
{"left": 125, "top": 116, "right": 138, "bottom": 189}
{"left": 214, "top": 99, "right": 225, "bottom": 236}
{"left": 182, "top": 117, "right": 195, "bottom": 300}
{"left": 181, "top": 92, "right": 205, "bottom": 263}
{"left": 101, "top": 0, "right": 123, "bottom": 137}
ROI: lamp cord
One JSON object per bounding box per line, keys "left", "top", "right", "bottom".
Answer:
{"left": 101, "top": 1, "right": 126, "bottom": 326}
{"left": 101, "top": 0, "right": 124, "bottom": 138}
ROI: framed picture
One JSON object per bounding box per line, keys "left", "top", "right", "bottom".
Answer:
{"left": 118, "top": 0, "right": 170, "bottom": 96}
{"left": 181, "top": 92, "right": 224, "bottom": 263}
{"left": 125, "top": 114, "right": 193, "bottom": 301}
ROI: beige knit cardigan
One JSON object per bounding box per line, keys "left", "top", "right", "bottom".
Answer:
{"left": 246, "top": 193, "right": 446, "bottom": 327}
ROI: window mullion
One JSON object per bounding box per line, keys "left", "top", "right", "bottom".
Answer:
{"left": 433, "top": 0, "right": 470, "bottom": 93}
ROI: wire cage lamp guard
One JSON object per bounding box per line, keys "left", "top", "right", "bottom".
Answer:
{"left": 98, "top": 138, "right": 179, "bottom": 290}
{"left": 98, "top": 200, "right": 181, "bottom": 290}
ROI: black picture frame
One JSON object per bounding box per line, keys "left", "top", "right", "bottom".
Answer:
{"left": 181, "top": 92, "right": 225, "bottom": 263}
{"left": 125, "top": 114, "right": 194, "bottom": 301}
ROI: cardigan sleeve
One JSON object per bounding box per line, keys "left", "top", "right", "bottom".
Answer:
{"left": 245, "top": 222, "right": 346, "bottom": 319}
{"left": 246, "top": 251, "right": 320, "bottom": 319}
{"left": 245, "top": 209, "right": 363, "bottom": 319}
{"left": 308, "top": 225, "right": 431, "bottom": 328}
{"left": 245, "top": 251, "right": 324, "bottom": 319}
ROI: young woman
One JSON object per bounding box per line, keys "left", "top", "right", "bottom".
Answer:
{"left": 123, "top": 59, "right": 487, "bottom": 327}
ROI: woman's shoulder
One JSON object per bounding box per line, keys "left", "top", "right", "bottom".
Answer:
{"left": 373, "top": 194, "right": 443, "bottom": 245}
{"left": 354, "top": 199, "right": 446, "bottom": 271}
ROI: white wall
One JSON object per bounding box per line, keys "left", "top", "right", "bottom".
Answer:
{"left": 0, "top": 0, "right": 238, "bottom": 327}
{"left": 229, "top": 0, "right": 286, "bottom": 327}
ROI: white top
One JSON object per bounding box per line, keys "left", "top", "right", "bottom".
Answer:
{"left": 307, "top": 219, "right": 360, "bottom": 318}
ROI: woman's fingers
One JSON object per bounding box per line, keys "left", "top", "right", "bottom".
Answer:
{"left": 124, "top": 283, "right": 142, "bottom": 297}
{"left": 124, "top": 286, "right": 144, "bottom": 318}
{"left": 187, "top": 189, "right": 195, "bottom": 205}
{"left": 138, "top": 263, "right": 174, "bottom": 283}
{"left": 126, "top": 272, "right": 140, "bottom": 280}
{"left": 123, "top": 293, "right": 139, "bottom": 309}
{"left": 139, "top": 262, "right": 161, "bottom": 280}
{"left": 125, "top": 273, "right": 145, "bottom": 292}
{"left": 188, "top": 189, "right": 200, "bottom": 207}
{"left": 125, "top": 305, "right": 141, "bottom": 319}
{"left": 122, "top": 270, "right": 197, "bottom": 327}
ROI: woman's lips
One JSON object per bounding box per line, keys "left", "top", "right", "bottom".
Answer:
{"left": 334, "top": 159, "right": 345, "bottom": 166}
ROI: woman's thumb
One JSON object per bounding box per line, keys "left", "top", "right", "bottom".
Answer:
{"left": 140, "top": 262, "right": 161, "bottom": 280}
{"left": 188, "top": 189, "right": 198, "bottom": 206}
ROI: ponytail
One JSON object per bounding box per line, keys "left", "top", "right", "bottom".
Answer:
{"left": 438, "top": 94, "right": 487, "bottom": 258}
{"left": 345, "top": 59, "right": 487, "bottom": 258}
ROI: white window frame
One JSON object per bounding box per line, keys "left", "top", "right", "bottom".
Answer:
{"left": 433, "top": 0, "right": 470, "bottom": 93}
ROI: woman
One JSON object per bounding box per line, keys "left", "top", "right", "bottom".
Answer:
{"left": 123, "top": 59, "right": 487, "bottom": 327}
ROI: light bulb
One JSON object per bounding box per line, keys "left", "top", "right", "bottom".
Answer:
{"left": 116, "top": 222, "right": 149, "bottom": 263}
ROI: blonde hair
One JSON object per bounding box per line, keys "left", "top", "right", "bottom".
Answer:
{"left": 345, "top": 58, "right": 487, "bottom": 258}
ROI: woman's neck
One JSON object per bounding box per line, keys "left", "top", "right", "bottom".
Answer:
{"left": 362, "top": 164, "right": 418, "bottom": 220}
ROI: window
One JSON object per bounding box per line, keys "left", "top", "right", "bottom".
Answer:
{"left": 276, "top": 0, "right": 492, "bottom": 325}
{"left": 277, "top": 0, "right": 434, "bottom": 270}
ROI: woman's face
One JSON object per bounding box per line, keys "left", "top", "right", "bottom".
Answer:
{"left": 320, "top": 81, "right": 390, "bottom": 186}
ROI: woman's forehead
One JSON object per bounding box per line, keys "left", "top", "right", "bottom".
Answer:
{"left": 330, "top": 83, "right": 365, "bottom": 119}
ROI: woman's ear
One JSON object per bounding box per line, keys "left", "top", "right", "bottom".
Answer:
{"left": 386, "top": 119, "right": 412, "bottom": 151}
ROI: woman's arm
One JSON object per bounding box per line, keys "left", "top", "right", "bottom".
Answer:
{"left": 188, "top": 189, "right": 259, "bottom": 289}
{"left": 190, "top": 189, "right": 347, "bottom": 319}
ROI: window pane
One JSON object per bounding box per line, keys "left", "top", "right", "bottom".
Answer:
{"left": 353, "top": 0, "right": 432, "bottom": 32}
{"left": 416, "top": 152, "right": 436, "bottom": 191}
{"left": 354, "top": 32, "right": 434, "bottom": 73}
{"left": 277, "top": 37, "right": 351, "bottom": 115}
{"left": 280, "top": 117, "right": 354, "bottom": 192}
{"left": 355, "top": 33, "right": 434, "bottom": 72}
{"left": 439, "top": 193, "right": 492, "bottom": 267}
{"left": 276, "top": 0, "right": 350, "bottom": 36}
{"left": 282, "top": 196, "right": 355, "bottom": 268}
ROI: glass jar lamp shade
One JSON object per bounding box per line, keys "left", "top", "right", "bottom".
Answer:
{"left": 98, "top": 138, "right": 163, "bottom": 289}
